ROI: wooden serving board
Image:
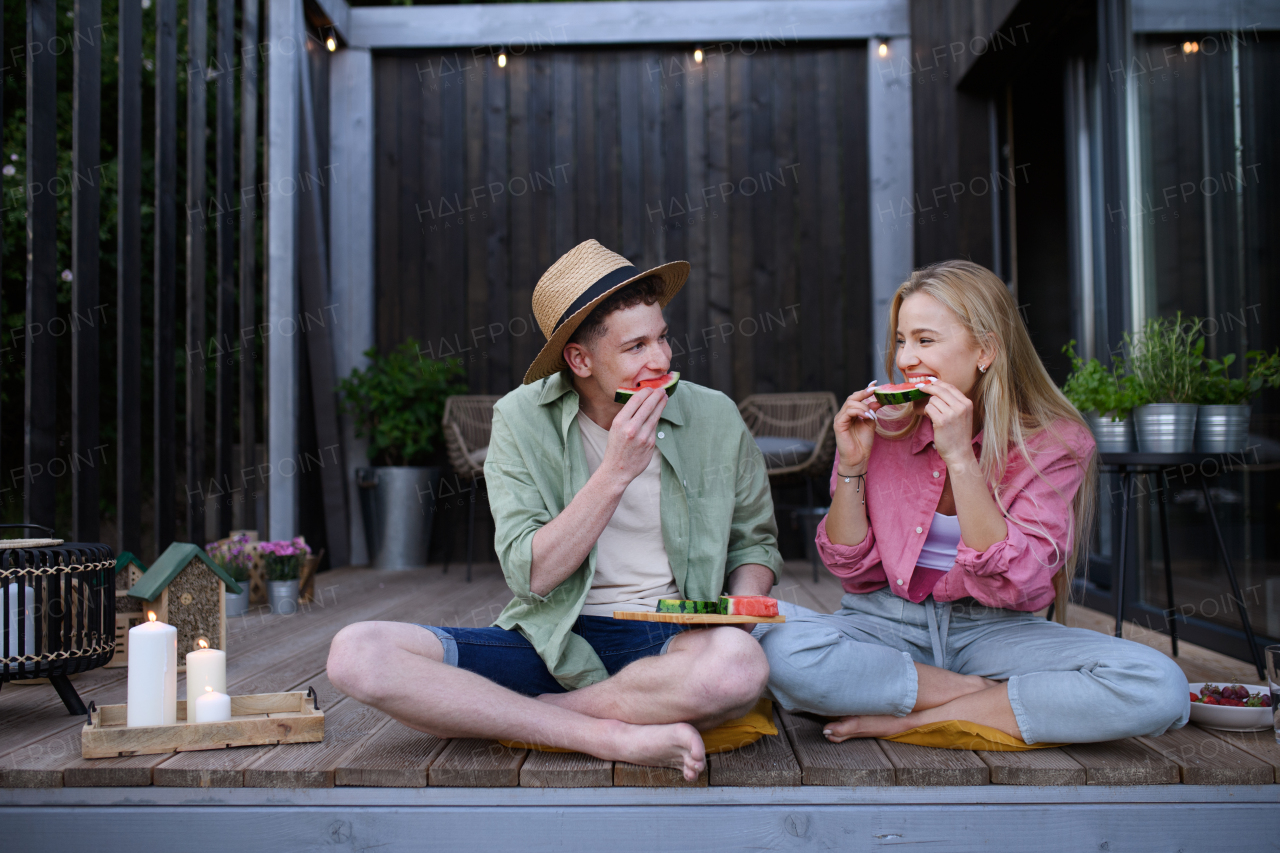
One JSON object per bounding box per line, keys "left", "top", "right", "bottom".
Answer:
{"left": 612, "top": 611, "right": 785, "bottom": 625}
{"left": 81, "top": 690, "right": 325, "bottom": 759}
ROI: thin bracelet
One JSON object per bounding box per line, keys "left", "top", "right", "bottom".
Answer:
{"left": 836, "top": 470, "right": 866, "bottom": 504}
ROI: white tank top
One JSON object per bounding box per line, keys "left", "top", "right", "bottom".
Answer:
{"left": 916, "top": 512, "right": 962, "bottom": 571}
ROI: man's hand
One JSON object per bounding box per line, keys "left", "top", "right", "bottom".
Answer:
{"left": 725, "top": 563, "right": 775, "bottom": 631}
{"left": 599, "top": 386, "right": 667, "bottom": 487}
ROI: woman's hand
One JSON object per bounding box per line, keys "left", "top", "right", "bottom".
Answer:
{"left": 919, "top": 381, "right": 977, "bottom": 467}
{"left": 833, "top": 384, "right": 882, "bottom": 473}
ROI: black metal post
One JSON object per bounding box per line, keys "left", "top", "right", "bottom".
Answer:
{"left": 1113, "top": 468, "right": 1130, "bottom": 638}
{"left": 72, "top": 0, "right": 102, "bottom": 544}
{"left": 214, "top": 0, "right": 235, "bottom": 538}
{"left": 156, "top": 0, "right": 178, "bottom": 551}
{"left": 1156, "top": 470, "right": 1177, "bottom": 656}
{"left": 1199, "top": 474, "right": 1266, "bottom": 679}
{"left": 186, "top": 0, "right": 208, "bottom": 545}
{"left": 117, "top": 0, "right": 143, "bottom": 556}
{"left": 25, "top": 0, "right": 58, "bottom": 530}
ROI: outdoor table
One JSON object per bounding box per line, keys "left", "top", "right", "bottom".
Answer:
{"left": 1098, "top": 451, "right": 1266, "bottom": 679}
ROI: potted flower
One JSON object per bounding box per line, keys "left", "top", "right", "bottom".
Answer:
{"left": 1061, "top": 341, "right": 1141, "bottom": 452}
{"left": 1123, "top": 313, "right": 1205, "bottom": 453}
{"left": 207, "top": 534, "right": 255, "bottom": 617}
{"left": 1194, "top": 349, "right": 1280, "bottom": 452}
{"left": 260, "top": 537, "right": 311, "bottom": 614}
{"left": 338, "top": 340, "right": 467, "bottom": 569}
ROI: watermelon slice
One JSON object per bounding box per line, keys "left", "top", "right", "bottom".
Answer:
{"left": 656, "top": 598, "right": 719, "bottom": 614}
{"left": 718, "top": 595, "right": 779, "bottom": 617}
{"left": 615, "top": 371, "right": 681, "bottom": 404}
{"left": 872, "top": 376, "right": 938, "bottom": 405}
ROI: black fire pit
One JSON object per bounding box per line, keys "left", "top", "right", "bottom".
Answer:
{"left": 0, "top": 525, "right": 116, "bottom": 715}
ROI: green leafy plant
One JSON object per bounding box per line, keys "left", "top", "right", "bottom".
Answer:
{"left": 337, "top": 340, "right": 468, "bottom": 467}
{"left": 1123, "top": 313, "right": 1206, "bottom": 405}
{"left": 1061, "top": 341, "right": 1140, "bottom": 421}
{"left": 1198, "top": 349, "right": 1280, "bottom": 406}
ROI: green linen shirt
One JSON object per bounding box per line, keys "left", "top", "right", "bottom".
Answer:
{"left": 483, "top": 370, "right": 783, "bottom": 690}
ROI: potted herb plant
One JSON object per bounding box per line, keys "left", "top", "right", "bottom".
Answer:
{"left": 1194, "top": 349, "right": 1280, "bottom": 452}
{"left": 1061, "top": 341, "right": 1140, "bottom": 452}
{"left": 338, "top": 340, "right": 468, "bottom": 569}
{"left": 261, "top": 537, "right": 311, "bottom": 614}
{"left": 1124, "top": 313, "right": 1205, "bottom": 453}
{"left": 207, "top": 534, "right": 255, "bottom": 617}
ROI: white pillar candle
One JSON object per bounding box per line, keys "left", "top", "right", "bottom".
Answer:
{"left": 192, "top": 685, "right": 232, "bottom": 723}
{"left": 184, "top": 640, "right": 227, "bottom": 709}
{"left": 5, "top": 583, "right": 36, "bottom": 659}
{"left": 126, "top": 612, "right": 178, "bottom": 728}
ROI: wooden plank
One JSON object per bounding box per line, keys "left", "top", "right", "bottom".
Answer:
{"left": 430, "top": 739, "right": 526, "bottom": 787}
{"left": 1139, "top": 725, "right": 1275, "bottom": 786}
{"left": 1196, "top": 726, "right": 1280, "bottom": 783}
{"left": 552, "top": 51, "right": 576, "bottom": 257}
{"left": 618, "top": 48, "right": 642, "bottom": 262}
{"left": 213, "top": 0, "right": 236, "bottom": 538}
{"left": 769, "top": 49, "right": 797, "bottom": 394}
{"left": 836, "top": 44, "right": 870, "bottom": 388}
{"left": 815, "top": 49, "right": 845, "bottom": 385}
{"left": 681, "top": 49, "right": 708, "bottom": 387}
{"left": 463, "top": 55, "right": 488, "bottom": 391}
{"left": 63, "top": 753, "right": 159, "bottom": 788}
{"left": 595, "top": 54, "right": 621, "bottom": 254}
{"left": 749, "top": 50, "right": 776, "bottom": 394}
{"left": 703, "top": 49, "right": 731, "bottom": 396}
{"left": 878, "top": 740, "right": 990, "bottom": 787}
{"left": 708, "top": 711, "right": 801, "bottom": 787}
{"left": 242, "top": 697, "right": 390, "bottom": 788}
{"left": 25, "top": 0, "right": 59, "bottom": 528}
{"left": 71, "top": 0, "right": 103, "bottom": 543}
{"left": 639, "top": 48, "right": 664, "bottom": 272}
{"left": 793, "top": 50, "right": 821, "bottom": 392}
{"left": 117, "top": 0, "right": 143, "bottom": 553}
{"left": 519, "top": 750, "right": 614, "bottom": 788}
{"left": 182, "top": 0, "right": 205, "bottom": 547}
{"left": 239, "top": 0, "right": 260, "bottom": 532}
{"left": 777, "top": 709, "right": 894, "bottom": 786}
{"left": 611, "top": 612, "right": 784, "bottom": 625}
{"left": 81, "top": 697, "right": 322, "bottom": 759}
{"left": 335, "top": 722, "right": 446, "bottom": 787}
{"left": 528, "top": 51, "right": 556, "bottom": 370}
{"left": 507, "top": 53, "right": 534, "bottom": 372}
{"left": 726, "top": 51, "right": 751, "bottom": 400}
{"left": 977, "top": 748, "right": 1087, "bottom": 786}
{"left": 1063, "top": 739, "right": 1181, "bottom": 785}
{"left": 613, "top": 760, "right": 708, "bottom": 788}
{"left": 482, "top": 62, "right": 510, "bottom": 389}
{"left": 658, "top": 48, "right": 686, "bottom": 349}
{"left": 345, "top": 2, "right": 912, "bottom": 50}
{"left": 573, "top": 52, "right": 598, "bottom": 252}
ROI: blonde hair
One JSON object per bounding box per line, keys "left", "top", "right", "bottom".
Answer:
{"left": 879, "top": 260, "right": 1097, "bottom": 621}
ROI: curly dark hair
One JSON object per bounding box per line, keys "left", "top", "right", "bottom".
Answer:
{"left": 566, "top": 275, "right": 665, "bottom": 350}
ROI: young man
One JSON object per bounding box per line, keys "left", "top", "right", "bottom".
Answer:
{"left": 328, "top": 240, "right": 782, "bottom": 780}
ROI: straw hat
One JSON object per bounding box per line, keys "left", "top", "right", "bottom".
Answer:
{"left": 523, "top": 240, "right": 689, "bottom": 384}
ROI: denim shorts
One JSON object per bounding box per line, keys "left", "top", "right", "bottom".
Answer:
{"left": 418, "top": 615, "right": 689, "bottom": 696}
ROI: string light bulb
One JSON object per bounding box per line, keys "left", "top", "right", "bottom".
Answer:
{"left": 694, "top": 48, "right": 704, "bottom": 63}
{"left": 498, "top": 53, "right": 507, "bottom": 68}
{"left": 1182, "top": 41, "right": 1199, "bottom": 54}
{"left": 325, "top": 36, "right": 336, "bottom": 52}
{"left": 878, "top": 40, "right": 889, "bottom": 58}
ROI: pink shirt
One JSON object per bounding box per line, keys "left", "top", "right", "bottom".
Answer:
{"left": 815, "top": 416, "right": 1096, "bottom": 612}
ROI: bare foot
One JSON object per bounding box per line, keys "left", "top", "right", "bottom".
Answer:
{"left": 822, "top": 714, "right": 915, "bottom": 743}
{"left": 597, "top": 719, "right": 707, "bottom": 781}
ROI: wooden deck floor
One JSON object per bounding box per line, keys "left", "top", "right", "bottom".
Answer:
{"left": 2, "top": 560, "right": 1278, "bottom": 791}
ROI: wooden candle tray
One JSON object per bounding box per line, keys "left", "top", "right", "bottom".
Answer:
{"left": 612, "top": 611, "right": 786, "bottom": 625}
{"left": 81, "top": 688, "right": 325, "bottom": 759}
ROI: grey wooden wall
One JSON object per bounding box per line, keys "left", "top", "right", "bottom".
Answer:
{"left": 373, "top": 43, "right": 872, "bottom": 401}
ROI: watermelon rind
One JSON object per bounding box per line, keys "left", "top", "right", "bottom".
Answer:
{"left": 718, "top": 595, "right": 779, "bottom": 616}
{"left": 872, "top": 377, "right": 937, "bottom": 405}
{"left": 615, "top": 371, "right": 681, "bottom": 404}
{"left": 656, "top": 598, "right": 718, "bottom": 614}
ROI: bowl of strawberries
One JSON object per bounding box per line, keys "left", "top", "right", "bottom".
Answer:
{"left": 1188, "top": 682, "right": 1274, "bottom": 732}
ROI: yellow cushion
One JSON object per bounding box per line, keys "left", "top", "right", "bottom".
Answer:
{"left": 499, "top": 698, "right": 777, "bottom": 754}
{"left": 879, "top": 719, "right": 1063, "bottom": 751}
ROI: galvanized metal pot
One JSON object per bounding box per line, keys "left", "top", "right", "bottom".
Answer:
{"left": 1194, "top": 404, "right": 1250, "bottom": 453}
{"left": 1133, "top": 403, "right": 1198, "bottom": 453}
{"left": 1086, "top": 413, "right": 1136, "bottom": 454}
{"left": 357, "top": 466, "right": 442, "bottom": 570}
{"left": 267, "top": 579, "right": 300, "bottom": 614}
{"left": 225, "top": 589, "right": 250, "bottom": 617}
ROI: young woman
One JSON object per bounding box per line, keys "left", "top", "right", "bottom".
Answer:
{"left": 761, "top": 260, "right": 1189, "bottom": 745}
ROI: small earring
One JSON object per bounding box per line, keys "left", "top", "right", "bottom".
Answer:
{"left": 979, "top": 364, "right": 988, "bottom": 373}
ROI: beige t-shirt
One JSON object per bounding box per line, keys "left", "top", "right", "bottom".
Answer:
{"left": 575, "top": 410, "right": 680, "bottom": 616}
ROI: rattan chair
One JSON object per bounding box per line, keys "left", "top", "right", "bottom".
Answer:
{"left": 737, "top": 392, "right": 839, "bottom": 581}
{"left": 442, "top": 395, "right": 502, "bottom": 582}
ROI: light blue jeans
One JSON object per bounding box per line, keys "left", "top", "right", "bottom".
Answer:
{"left": 760, "top": 588, "right": 1190, "bottom": 744}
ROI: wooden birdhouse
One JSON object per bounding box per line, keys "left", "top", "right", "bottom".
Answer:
{"left": 127, "top": 542, "right": 244, "bottom": 671}
{"left": 106, "top": 552, "right": 150, "bottom": 669}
